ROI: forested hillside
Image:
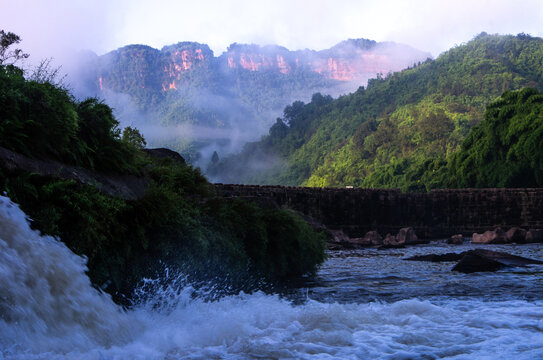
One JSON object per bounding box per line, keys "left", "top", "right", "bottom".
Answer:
{"left": 208, "top": 33, "right": 543, "bottom": 190}
{"left": 75, "top": 39, "right": 429, "bottom": 163}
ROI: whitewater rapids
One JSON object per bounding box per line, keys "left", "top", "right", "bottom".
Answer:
{"left": 1, "top": 195, "right": 542, "bottom": 359}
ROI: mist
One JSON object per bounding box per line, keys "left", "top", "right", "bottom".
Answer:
{"left": 3, "top": 0, "right": 543, "bottom": 176}
{"left": 3, "top": 0, "right": 543, "bottom": 68}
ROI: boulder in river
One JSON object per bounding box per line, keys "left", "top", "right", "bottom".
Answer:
{"left": 397, "top": 227, "right": 419, "bottom": 244}
{"left": 472, "top": 227, "right": 506, "bottom": 244}
{"left": 504, "top": 227, "right": 527, "bottom": 243}
{"left": 452, "top": 251, "right": 507, "bottom": 273}
{"left": 405, "top": 249, "right": 543, "bottom": 273}
{"left": 447, "top": 234, "right": 463, "bottom": 245}
{"left": 452, "top": 249, "right": 543, "bottom": 273}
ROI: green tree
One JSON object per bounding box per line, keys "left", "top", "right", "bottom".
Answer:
{"left": 0, "top": 30, "right": 29, "bottom": 65}
{"left": 122, "top": 126, "right": 147, "bottom": 149}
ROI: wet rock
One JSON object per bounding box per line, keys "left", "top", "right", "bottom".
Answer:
{"left": 452, "top": 252, "right": 506, "bottom": 273}
{"left": 326, "top": 229, "right": 374, "bottom": 249}
{"left": 504, "top": 227, "right": 527, "bottom": 243}
{"left": 447, "top": 234, "right": 463, "bottom": 245}
{"left": 472, "top": 227, "right": 506, "bottom": 244}
{"left": 526, "top": 229, "right": 543, "bottom": 243}
{"left": 452, "top": 249, "right": 543, "bottom": 273}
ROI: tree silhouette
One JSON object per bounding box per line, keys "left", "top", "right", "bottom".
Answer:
{"left": 0, "top": 30, "right": 29, "bottom": 65}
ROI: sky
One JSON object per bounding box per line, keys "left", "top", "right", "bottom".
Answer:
{"left": 2, "top": 0, "right": 543, "bottom": 67}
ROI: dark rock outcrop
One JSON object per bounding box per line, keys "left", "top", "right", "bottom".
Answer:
{"left": 0, "top": 147, "right": 147, "bottom": 200}
{"left": 143, "top": 148, "right": 185, "bottom": 164}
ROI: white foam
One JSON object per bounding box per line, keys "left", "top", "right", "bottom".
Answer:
{"left": 1, "top": 195, "right": 543, "bottom": 359}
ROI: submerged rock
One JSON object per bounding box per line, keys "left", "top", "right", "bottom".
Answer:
{"left": 452, "top": 252, "right": 507, "bottom": 273}
{"left": 452, "top": 249, "right": 543, "bottom": 273}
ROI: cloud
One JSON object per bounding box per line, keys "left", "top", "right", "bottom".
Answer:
{"left": 2, "top": 0, "right": 543, "bottom": 67}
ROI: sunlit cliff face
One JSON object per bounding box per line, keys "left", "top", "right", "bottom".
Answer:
{"left": 223, "top": 44, "right": 427, "bottom": 83}
{"left": 96, "top": 40, "right": 430, "bottom": 95}
{"left": 162, "top": 48, "right": 209, "bottom": 90}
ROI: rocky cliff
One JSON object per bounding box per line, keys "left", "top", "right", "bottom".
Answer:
{"left": 94, "top": 39, "right": 430, "bottom": 96}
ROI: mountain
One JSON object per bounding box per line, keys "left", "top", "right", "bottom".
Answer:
{"left": 73, "top": 39, "right": 430, "bottom": 163}
{"left": 208, "top": 33, "right": 543, "bottom": 190}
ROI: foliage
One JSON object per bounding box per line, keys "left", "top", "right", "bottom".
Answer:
{"left": 0, "top": 30, "right": 29, "bottom": 65}
{"left": 210, "top": 34, "right": 543, "bottom": 191}
{"left": 446, "top": 87, "right": 543, "bottom": 187}
{"left": 0, "top": 59, "right": 327, "bottom": 303}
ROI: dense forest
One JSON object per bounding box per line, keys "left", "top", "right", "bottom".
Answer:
{"left": 208, "top": 33, "right": 543, "bottom": 190}
{"left": 0, "top": 34, "right": 326, "bottom": 303}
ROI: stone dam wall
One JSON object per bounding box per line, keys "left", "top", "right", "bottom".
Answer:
{"left": 213, "top": 184, "right": 543, "bottom": 239}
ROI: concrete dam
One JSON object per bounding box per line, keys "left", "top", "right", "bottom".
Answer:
{"left": 213, "top": 184, "right": 543, "bottom": 239}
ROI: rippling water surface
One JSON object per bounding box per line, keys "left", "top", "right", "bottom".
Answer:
{"left": 301, "top": 243, "right": 543, "bottom": 303}
{"left": 1, "top": 195, "right": 543, "bottom": 359}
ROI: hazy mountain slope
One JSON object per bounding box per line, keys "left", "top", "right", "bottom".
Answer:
{"left": 75, "top": 39, "right": 430, "bottom": 163}
{"left": 209, "top": 33, "right": 543, "bottom": 189}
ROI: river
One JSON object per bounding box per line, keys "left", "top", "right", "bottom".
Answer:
{"left": 1, "top": 195, "right": 542, "bottom": 359}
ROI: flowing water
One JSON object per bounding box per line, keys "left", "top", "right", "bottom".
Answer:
{"left": 1, "top": 195, "right": 543, "bottom": 359}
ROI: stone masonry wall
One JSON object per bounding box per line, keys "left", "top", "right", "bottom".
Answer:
{"left": 213, "top": 184, "right": 543, "bottom": 239}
